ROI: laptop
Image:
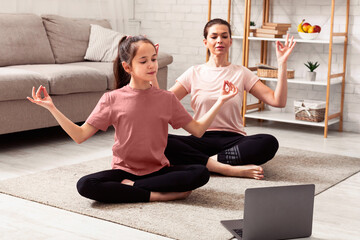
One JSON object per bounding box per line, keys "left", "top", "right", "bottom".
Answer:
{"left": 221, "top": 184, "right": 315, "bottom": 240}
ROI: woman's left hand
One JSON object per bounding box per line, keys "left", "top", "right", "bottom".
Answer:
{"left": 276, "top": 34, "right": 296, "bottom": 65}
{"left": 219, "top": 80, "right": 238, "bottom": 103}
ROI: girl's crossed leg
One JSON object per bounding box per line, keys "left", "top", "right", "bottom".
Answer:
{"left": 76, "top": 164, "right": 209, "bottom": 203}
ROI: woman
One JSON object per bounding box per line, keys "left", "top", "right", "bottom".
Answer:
{"left": 164, "top": 18, "right": 296, "bottom": 180}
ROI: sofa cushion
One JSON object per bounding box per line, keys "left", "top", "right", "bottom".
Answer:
{"left": 0, "top": 13, "right": 55, "bottom": 67}
{"left": 68, "top": 62, "right": 114, "bottom": 90}
{"left": 0, "top": 67, "right": 50, "bottom": 101}
{"left": 84, "top": 24, "right": 124, "bottom": 62}
{"left": 42, "top": 15, "right": 111, "bottom": 64}
{"left": 10, "top": 65, "right": 107, "bottom": 95}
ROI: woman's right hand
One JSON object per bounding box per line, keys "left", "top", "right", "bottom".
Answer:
{"left": 218, "top": 80, "right": 238, "bottom": 103}
{"left": 27, "top": 86, "right": 55, "bottom": 110}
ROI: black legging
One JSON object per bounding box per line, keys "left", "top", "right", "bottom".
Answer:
{"left": 77, "top": 164, "right": 209, "bottom": 203}
{"left": 165, "top": 131, "right": 279, "bottom": 166}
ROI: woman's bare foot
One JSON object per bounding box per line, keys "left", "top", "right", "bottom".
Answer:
{"left": 121, "top": 179, "right": 134, "bottom": 186}
{"left": 228, "top": 165, "right": 264, "bottom": 179}
{"left": 150, "top": 191, "right": 192, "bottom": 202}
{"left": 206, "top": 158, "right": 264, "bottom": 179}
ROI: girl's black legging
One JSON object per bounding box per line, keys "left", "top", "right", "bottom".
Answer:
{"left": 76, "top": 164, "right": 209, "bottom": 203}
{"left": 165, "top": 131, "right": 279, "bottom": 166}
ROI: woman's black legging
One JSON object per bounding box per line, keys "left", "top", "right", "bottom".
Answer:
{"left": 76, "top": 164, "right": 209, "bottom": 203}
{"left": 165, "top": 131, "right": 279, "bottom": 166}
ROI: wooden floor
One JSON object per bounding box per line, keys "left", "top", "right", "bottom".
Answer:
{"left": 1, "top": 120, "right": 359, "bottom": 240}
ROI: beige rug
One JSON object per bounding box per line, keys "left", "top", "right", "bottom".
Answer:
{"left": 0, "top": 147, "right": 359, "bottom": 240}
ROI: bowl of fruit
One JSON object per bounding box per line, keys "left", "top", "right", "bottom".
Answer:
{"left": 297, "top": 19, "right": 321, "bottom": 40}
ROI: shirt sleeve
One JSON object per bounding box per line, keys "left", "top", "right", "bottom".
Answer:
{"left": 242, "top": 66, "right": 260, "bottom": 92}
{"left": 175, "top": 66, "right": 194, "bottom": 93}
{"left": 86, "top": 93, "right": 112, "bottom": 131}
{"left": 168, "top": 93, "right": 193, "bottom": 129}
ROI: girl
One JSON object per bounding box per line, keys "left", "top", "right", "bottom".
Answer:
{"left": 164, "top": 18, "right": 296, "bottom": 180}
{"left": 27, "top": 35, "right": 238, "bottom": 203}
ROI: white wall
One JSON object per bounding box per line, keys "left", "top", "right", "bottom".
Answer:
{"left": 0, "top": 0, "right": 134, "bottom": 33}
{"left": 134, "top": 0, "right": 360, "bottom": 133}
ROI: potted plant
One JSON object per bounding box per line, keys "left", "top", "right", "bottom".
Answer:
{"left": 249, "top": 21, "right": 256, "bottom": 36}
{"left": 304, "top": 61, "right": 320, "bottom": 81}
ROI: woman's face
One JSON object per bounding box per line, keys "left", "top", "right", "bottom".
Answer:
{"left": 127, "top": 42, "right": 158, "bottom": 82}
{"left": 204, "top": 24, "right": 232, "bottom": 57}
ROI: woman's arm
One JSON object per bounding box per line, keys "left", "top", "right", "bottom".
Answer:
{"left": 250, "top": 34, "right": 296, "bottom": 108}
{"left": 169, "top": 82, "right": 188, "bottom": 101}
{"left": 27, "top": 86, "right": 98, "bottom": 144}
{"left": 182, "top": 81, "right": 238, "bottom": 137}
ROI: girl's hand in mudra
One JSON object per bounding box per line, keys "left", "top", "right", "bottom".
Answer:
{"left": 27, "top": 86, "right": 55, "bottom": 110}
{"left": 219, "top": 80, "right": 238, "bottom": 103}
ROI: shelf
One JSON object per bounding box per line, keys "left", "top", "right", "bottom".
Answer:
{"left": 245, "top": 111, "right": 340, "bottom": 127}
{"left": 259, "top": 77, "right": 342, "bottom": 85}
{"left": 238, "top": 0, "right": 350, "bottom": 138}
{"left": 232, "top": 35, "right": 345, "bottom": 44}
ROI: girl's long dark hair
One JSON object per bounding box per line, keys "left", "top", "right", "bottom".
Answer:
{"left": 113, "top": 35, "right": 156, "bottom": 89}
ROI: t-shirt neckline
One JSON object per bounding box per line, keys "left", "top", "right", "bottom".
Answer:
{"left": 202, "top": 63, "right": 233, "bottom": 71}
{"left": 125, "top": 84, "right": 154, "bottom": 93}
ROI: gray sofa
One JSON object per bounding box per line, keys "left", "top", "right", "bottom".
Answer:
{"left": 0, "top": 14, "right": 173, "bottom": 135}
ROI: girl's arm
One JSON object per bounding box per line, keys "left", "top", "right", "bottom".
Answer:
{"left": 27, "top": 86, "right": 98, "bottom": 144}
{"left": 250, "top": 34, "right": 296, "bottom": 108}
{"left": 182, "top": 81, "right": 238, "bottom": 138}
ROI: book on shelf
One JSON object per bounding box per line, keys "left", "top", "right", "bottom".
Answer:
{"left": 255, "top": 63, "right": 278, "bottom": 70}
{"left": 256, "top": 28, "right": 288, "bottom": 35}
{"left": 264, "top": 22, "right": 292, "bottom": 28}
{"left": 262, "top": 25, "right": 290, "bottom": 30}
{"left": 253, "top": 32, "right": 284, "bottom": 38}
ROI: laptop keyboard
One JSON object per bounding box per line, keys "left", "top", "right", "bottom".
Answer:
{"left": 233, "top": 228, "right": 243, "bottom": 237}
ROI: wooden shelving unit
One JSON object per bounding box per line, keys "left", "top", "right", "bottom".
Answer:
{"left": 206, "top": 0, "right": 349, "bottom": 138}
{"left": 240, "top": 0, "right": 350, "bottom": 138}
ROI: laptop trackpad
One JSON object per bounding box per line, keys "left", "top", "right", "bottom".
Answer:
{"left": 220, "top": 219, "right": 244, "bottom": 239}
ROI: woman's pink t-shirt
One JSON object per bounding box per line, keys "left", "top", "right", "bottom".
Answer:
{"left": 177, "top": 64, "right": 259, "bottom": 135}
{"left": 86, "top": 85, "right": 193, "bottom": 176}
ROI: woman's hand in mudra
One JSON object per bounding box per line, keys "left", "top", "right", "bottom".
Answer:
{"left": 27, "top": 86, "right": 55, "bottom": 110}
{"left": 219, "top": 80, "right": 238, "bottom": 103}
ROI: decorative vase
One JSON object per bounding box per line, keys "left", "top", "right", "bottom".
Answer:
{"left": 249, "top": 27, "right": 256, "bottom": 36}
{"left": 306, "top": 71, "right": 316, "bottom": 81}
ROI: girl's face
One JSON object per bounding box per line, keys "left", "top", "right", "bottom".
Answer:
{"left": 126, "top": 42, "right": 158, "bottom": 83}
{"left": 204, "top": 24, "right": 232, "bottom": 56}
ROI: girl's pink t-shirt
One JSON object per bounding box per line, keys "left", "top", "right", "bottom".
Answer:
{"left": 177, "top": 64, "right": 259, "bottom": 135}
{"left": 86, "top": 85, "right": 193, "bottom": 176}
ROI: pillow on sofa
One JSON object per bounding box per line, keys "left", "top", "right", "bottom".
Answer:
{"left": 0, "top": 13, "right": 55, "bottom": 67}
{"left": 42, "top": 15, "right": 112, "bottom": 64}
{"left": 84, "top": 24, "right": 124, "bottom": 62}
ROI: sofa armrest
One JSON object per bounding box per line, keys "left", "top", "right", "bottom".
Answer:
{"left": 157, "top": 52, "right": 173, "bottom": 69}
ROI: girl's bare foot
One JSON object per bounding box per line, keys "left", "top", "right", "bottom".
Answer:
{"left": 150, "top": 191, "right": 192, "bottom": 202}
{"left": 207, "top": 158, "right": 264, "bottom": 179}
{"left": 121, "top": 179, "right": 134, "bottom": 186}
{"left": 121, "top": 179, "right": 192, "bottom": 202}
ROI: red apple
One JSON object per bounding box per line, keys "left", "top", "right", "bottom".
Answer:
{"left": 313, "top": 25, "right": 321, "bottom": 33}
{"left": 302, "top": 22, "right": 311, "bottom": 32}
